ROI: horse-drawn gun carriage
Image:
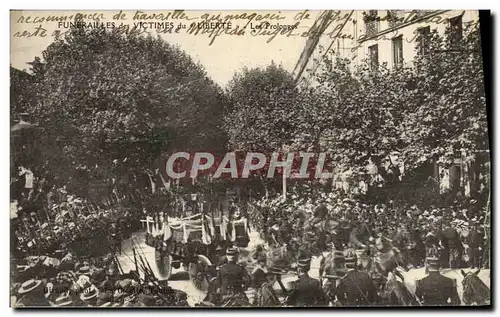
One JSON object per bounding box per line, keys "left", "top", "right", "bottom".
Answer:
{"left": 143, "top": 192, "right": 251, "bottom": 292}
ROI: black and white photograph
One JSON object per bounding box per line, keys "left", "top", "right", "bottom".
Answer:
{"left": 9, "top": 9, "right": 491, "bottom": 308}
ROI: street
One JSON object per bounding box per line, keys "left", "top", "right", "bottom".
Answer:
{"left": 118, "top": 231, "right": 490, "bottom": 306}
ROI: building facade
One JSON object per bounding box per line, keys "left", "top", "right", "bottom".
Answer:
{"left": 294, "top": 10, "right": 479, "bottom": 85}
{"left": 293, "top": 10, "right": 485, "bottom": 198}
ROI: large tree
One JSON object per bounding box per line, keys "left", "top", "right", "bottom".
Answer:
{"left": 25, "top": 24, "right": 228, "bottom": 199}
{"left": 224, "top": 63, "right": 300, "bottom": 153}
{"left": 305, "top": 20, "right": 489, "bottom": 205}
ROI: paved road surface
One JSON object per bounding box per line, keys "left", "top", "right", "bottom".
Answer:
{"left": 118, "top": 231, "right": 490, "bottom": 306}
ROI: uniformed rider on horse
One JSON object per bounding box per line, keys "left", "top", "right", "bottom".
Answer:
{"left": 285, "top": 252, "right": 328, "bottom": 307}
{"left": 415, "top": 256, "right": 461, "bottom": 306}
{"left": 217, "top": 247, "right": 251, "bottom": 304}
{"left": 335, "top": 252, "right": 381, "bottom": 307}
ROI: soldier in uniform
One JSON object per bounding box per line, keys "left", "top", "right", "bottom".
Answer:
{"left": 466, "top": 218, "right": 485, "bottom": 268}
{"left": 218, "top": 247, "right": 250, "bottom": 301}
{"left": 109, "top": 222, "right": 122, "bottom": 255}
{"left": 438, "top": 218, "right": 461, "bottom": 269}
{"left": 335, "top": 253, "right": 380, "bottom": 307}
{"left": 286, "top": 254, "right": 328, "bottom": 307}
{"left": 415, "top": 256, "right": 461, "bottom": 306}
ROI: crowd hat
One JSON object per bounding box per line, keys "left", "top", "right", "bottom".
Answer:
{"left": 226, "top": 247, "right": 237, "bottom": 260}
{"left": 345, "top": 252, "right": 358, "bottom": 268}
{"left": 77, "top": 266, "right": 91, "bottom": 275}
{"left": 17, "top": 279, "right": 43, "bottom": 295}
{"left": 80, "top": 286, "right": 99, "bottom": 301}
{"left": 54, "top": 294, "right": 73, "bottom": 307}
{"left": 296, "top": 255, "right": 311, "bottom": 268}
{"left": 426, "top": 256, "right": 441, "bottom": 271}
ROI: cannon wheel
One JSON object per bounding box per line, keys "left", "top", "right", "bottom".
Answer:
{"left": 188, "top": 254, "right": 211, "bottom": 292}
{"left": 155, "top": 249, "right": 173, "bottom": 280}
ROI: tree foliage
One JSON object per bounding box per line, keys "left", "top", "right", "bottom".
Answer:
{"left": 25, "top": 25, "right": 228, "bottom": 198}
{"left": 224, "top": 64, "right": 300, "bottom": 153}
{"left": 225, "top": 20, "right": 488, "bottom": 206}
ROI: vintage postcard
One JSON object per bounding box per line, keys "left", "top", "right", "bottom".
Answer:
{"left": 10, "top": 9, "right": 491, "bottom": 308}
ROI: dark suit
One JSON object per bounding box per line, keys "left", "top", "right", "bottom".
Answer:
{"left": 336, "top": 269, "right": 380, "bottom": 306}
{"left": 467, "top": 229, "right": 484, "bottom": 268}
{"left": 286, "top": 274, "right": 328, "bottom": 307}
{"left": 218, "top": 262, "right": 248, "bottom": 297}
{"left": 251, "top": 267, "right": 267, "bottom": 289}
{"left": 415, "top": 272, "right": 460, "bottom": 306}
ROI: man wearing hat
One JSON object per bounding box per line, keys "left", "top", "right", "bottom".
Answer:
{"left": 286, "top": 253, "right": 328, "bottom": 307}
{"left": 415, "top": 256, "right": 460, "bottom": 306}
{"left": 53, "top": 293, "right": 74, "bottom": 307}
{"left": 80, "top": 285, "right": 99, "bottom": 307}
{"left": 439, "top": 219, "right": 464, "bottom": 269}
{"left": 466, "top": 218, "right": 485, "bottom": 268}
{"left": 15, "top": 279, "right": 52, "bottom": 307}
{"left": 218, "top": 247, "right": 250, "bottom": 301}
{"left": 335, "top": 253, "right": 380, "bottom": 307}
{"left": 109, "top": 222, "right": 123, "bottom": 256}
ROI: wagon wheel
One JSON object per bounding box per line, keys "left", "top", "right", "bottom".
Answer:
{"left": 155, "top": 249, "right": 173, "bottom": 280}
{"left": 188, "top": 254, "right": 211, "bottom": 292}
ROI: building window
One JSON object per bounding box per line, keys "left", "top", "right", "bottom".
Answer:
{"left": 368, "top": 44, "right": 379, "bottom": 70}
{"left": 392, "top": 36, "right": 403, "bottom": 68}
{"left": 411, "top": 10, "right": 434, "bottom": 19}
{"left": 387, "top": 10, "right": 405, "bottom": 28}
{"left": 417, "top": 26, "right": 431, "bottom": 56}
{"left": 364, "top": 10, "right": 380, "bottom": 37}
{"left": 449, "top": 15, "right": 463, "bottom": 45}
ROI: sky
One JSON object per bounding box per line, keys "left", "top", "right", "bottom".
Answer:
{"left": 10, "top": 10, "right": 322, "bottom": 87}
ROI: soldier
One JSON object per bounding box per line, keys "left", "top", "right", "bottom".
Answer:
{"left": 439, "top": 219, "right": 464, "bottom": 269}
{"left": 218, "top": 247, "right": 250, "bottom": 301}
{"left": 286, "top": 255, "right": 328, "bottom": 307}
{"left": 109, "top": 222, "right": 122, "bottom": 255}
{"left": 335, "top": 253, "right": 380, "bottom": 307}
{"left": 415, "top": 256, "right": 461, "bottom": 306}
{"left": 466, "top": 218, "right": 485, "bottom": 268}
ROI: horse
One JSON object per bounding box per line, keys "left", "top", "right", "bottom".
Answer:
{"left": 461, "top": 269, "right": 490, "bottom": 306}
{"left": 371, "top": 236, "right": 409, "bottom": 276}
{"left": 383, "top": 271, "right": 419, "bottom": 306}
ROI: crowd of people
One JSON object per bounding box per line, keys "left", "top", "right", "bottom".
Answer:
{"left": 10, "top": 174, "right": 490, "bottom": 307}
{"left": 253, "top": 192, "right": 489, "bottom": 271}
{"left": 11, "top": 251, "right": 189, "bottom": 307}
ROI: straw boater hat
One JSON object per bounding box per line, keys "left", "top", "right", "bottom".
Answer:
{"left": 296, "top": 252, "right": 311, "bottom": 269}
{"left": 226, "top": 247, "right": 237, "bottom": 261}
{"left": 426, "top": 256, "right": 441, "bottom": 272}
{"left": 80, "top": 286, "right": 99, "bottom": 301}
{"left": 17, "top": 279, "right": 43, "bottom": 295}
{"left": 77, "top": 266, "right": 91, "bottom": 276}
{"left": 345, "top": 251, "right": 357, "bottom": 269}
{"left": 54, "top": 294, "right": 73, "bottom": 307}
